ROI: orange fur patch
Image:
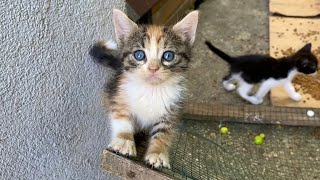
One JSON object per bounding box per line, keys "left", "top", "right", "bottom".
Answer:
{"left": 117, "top": 132, "right": 134, "bottom": 141}
{"left": 146, "top": 25, "right": 164, "bottom": 44}
{"left": 146, "top": 134, "right": 172, "bottom": 154}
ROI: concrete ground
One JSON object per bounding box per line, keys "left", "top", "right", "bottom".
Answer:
{"left": 172, "top": 1, "right": 320, "bottom": 179}
{"left": 186, "top": 0, "right": 269, "bottom": 105}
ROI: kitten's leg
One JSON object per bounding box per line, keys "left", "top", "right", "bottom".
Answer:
{"left": 253, "top": 80, "right": 274, "bottom": 105}
{"left": 237, "top": 81, "right": 261, "bottom": 104}
{"left": 223, "top": 74, "right": 236, "bottom": 91}
{"left": 283, "top": 82, "right": 302, "bottom": 101}
{"left": 145, "top": 120, "right": 173, "bottom": 169}
{"left": 108, "top": 112, "right": 136, "bottom": 157}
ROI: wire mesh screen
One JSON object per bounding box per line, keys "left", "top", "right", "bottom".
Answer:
{"left": 112, "top": 103, "right": 320, "bottom": 180}
{"left": 163, "top": 119, "right": 320, "bottom": 180}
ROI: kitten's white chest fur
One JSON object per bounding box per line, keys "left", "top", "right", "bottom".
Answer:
{"left": 122, "top": 75, "right": 185, "bottom": 128}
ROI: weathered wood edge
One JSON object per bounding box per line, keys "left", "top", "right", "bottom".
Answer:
{"left": 101, "top": 149, "right": 174, "bottom": 180}
{"left": 182, "top": 103, "right": 320, "bottom": 126}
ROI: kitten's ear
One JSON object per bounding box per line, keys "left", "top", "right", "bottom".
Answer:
{"left": 173, "top": 11, "right": 199, "bottom": 45}
{"left": 113, "top": 9, "right": 138, "bottom": 43}
{"left": 298, "top": 43, "right": 312, "bottom": 53}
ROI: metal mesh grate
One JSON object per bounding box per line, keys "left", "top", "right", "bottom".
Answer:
{"left": 162, "top": 117, "right": 320, "bottom": 180}
{"left": 108, "top": 104, "right": 320, "bottom": 180}
{"left": 166, "top": 129, "right": 262, "bottom": 179}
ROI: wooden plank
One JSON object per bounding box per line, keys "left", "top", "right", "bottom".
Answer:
{"left": 182, "top": 103, "right": 320, "bottom": 126}
{"left": 101, "top": 149, "right": 173, "bottom": 180}
{"left": 126, "top": 0, "right": 159, "bottom": 17}
{"left": 269, "top": 16, "right": 320, "bottom": 108}
{"left": 164, "top": 0, "right": 195, "bottom": 25}
{"left": 270, "top": 0, "right": 320, "bottom": 17}
{"left": 151, "top": 0, "right": 185, "bottom": 25}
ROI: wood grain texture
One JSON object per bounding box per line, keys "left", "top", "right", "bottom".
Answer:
{"left": 270, "top": 0, "right": 320, "bottom": 17}
{"left": 126, "top": 0, "right": 159, "bottom": 16}
{"left": 101, "top": 150, "right": 173, "bottom": 180}
{"left": 151, "top": 0, "right": 195, "bottom": 25}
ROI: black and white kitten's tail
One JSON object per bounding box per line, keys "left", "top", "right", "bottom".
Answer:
{"left": 89, "top": 40, "right": 123, "bottom": 70}
{"left": 205, "top": 41, "right": 233, "bottom": 63}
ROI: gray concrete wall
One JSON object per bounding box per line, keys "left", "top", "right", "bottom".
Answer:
{"left": 0, "top": 0, "right": 124, "bottom": 179}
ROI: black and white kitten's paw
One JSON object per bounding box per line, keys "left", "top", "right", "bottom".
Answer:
{"left": 291, "top": 93, "right": 302, "bottom": 101}
{"left": 223, "top": 81, "right": 236, "bottom": 91}
{"left": 248, "top": 96, "right": 263, "bottom": 105}
{"left": 108, "top": 138, "right": 137, "bottom": 157}
{"left": 145, "top": 152, "right": 170, "bottom": 169}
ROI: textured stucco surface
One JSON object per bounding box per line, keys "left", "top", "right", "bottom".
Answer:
{"left": 0, "top": 1, "right": 124, "bottom": 179}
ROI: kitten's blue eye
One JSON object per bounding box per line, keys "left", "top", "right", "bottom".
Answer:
{"left": 162, "top": 51, "right": 175, "bottom": 61}
{"left": 133, "top": 50, "right": 145, "bottom": 61}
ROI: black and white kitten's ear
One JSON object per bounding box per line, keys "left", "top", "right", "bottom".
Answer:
{"left": 113, "top": 9, "right": 138, "bottom": 43}
{"left": 298, "top": 43, "right": 312, "bottom": 53}
{"left": 173, "top": 11, "right": 199, "bottom": 45}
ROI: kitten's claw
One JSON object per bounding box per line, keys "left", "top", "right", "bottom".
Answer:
{"left": 248, "top": 96, "right": 263, "bottom": 105}
{"left": 145, "top": 153, "right": 170, "bottom": 169}
{"left": 291, "top": 93, "right": 302, "bottom": 101}
{"left": 108, "top": 138, "right": 137, "bottom": 157}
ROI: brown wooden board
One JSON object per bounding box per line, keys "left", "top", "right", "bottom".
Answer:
{"left": 151, "top": 0, "right": 183, "bottom": 24}
{"left": 126, "top": 0, "right": 159, "bottom": 17}
{"left": 269, "top": 16, "right": 320, "bottom": 108}
{"left": 164, "top": 0, "right": 195, "bottom": 25}
{"left": 101, "top": 149, "right": 173, "bottom": 180}
{"left": 270, "top": 0, "right": 320, "bottom": 17}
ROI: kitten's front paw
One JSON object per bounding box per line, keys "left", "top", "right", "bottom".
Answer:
{"left": 108, "top": 138, "right": 136, "bottom": 157}
{"left": 248, "top": 96, "right": 263, "bottom": 105}
{"left": 291, "top": 93, "right": 302, "bottom": 101}
{"left": 145, "top": 152, "right": 170, "bottom": 169}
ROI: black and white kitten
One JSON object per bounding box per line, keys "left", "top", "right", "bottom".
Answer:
{"left": 205, "top": 41, "right": 318, "bottom": 105}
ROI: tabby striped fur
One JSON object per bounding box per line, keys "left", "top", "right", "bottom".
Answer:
{"left": 90, "top": 9, "right": 198, "bottom": 168}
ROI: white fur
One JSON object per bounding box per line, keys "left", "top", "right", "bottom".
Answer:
{"left": 122, "top": 74, "right": 184, "bottom": 129}
{"left": 105, "top": 39, "right": 118, "bottom": 50}
{"left": 110, "top": 119, "right": 134, "bottom": 139}
{"left": 109, "top": 117, "right": 136, "bottom": 156}
{"left": 252, "top": 70, "right": 299, "bottom": 104}
{"left": 283, "top": 82, "right": 302, "bottom": 101}
{"left": 145, "top": 152, "right": 170, "bottom": 169}
{"left": 223, "top": 74, "right": 240, "bottom": 91}
{"left": 227, "top": 70, "right": 300, "bottom": 105}
{"left": 237, "top": 80, "right": 261, "bottom": 104}
{"left": 108, "top": 137, "right": 136, "bottom": 156}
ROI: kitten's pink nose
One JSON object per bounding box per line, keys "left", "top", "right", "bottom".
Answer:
{"left": 148, "top": 65, "right": 159, "bottom": 74}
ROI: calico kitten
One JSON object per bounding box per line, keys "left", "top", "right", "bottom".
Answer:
{"left": 90, "top": 9, "right": 198, "bottom": 168}
{"left": 205, "top": 41, "right": 318, "bottom": 105}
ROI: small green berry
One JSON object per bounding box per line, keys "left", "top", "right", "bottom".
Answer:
{"left": 254, "top": 136, "right": 264, "bottom": 145}
{"left": 220, "top": 127, "right": 228, "bottom": 135}
{"left": 210, "top": 132, "right": 216, "bottom": 138}
{"left": 259, "top": 133, "right": 265, "bottom": 139}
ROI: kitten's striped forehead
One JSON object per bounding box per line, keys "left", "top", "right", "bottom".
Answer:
{"left": 144, "top": 26, "right": 165, "bottom": 61}
{"left": 146, "top": 26, "right": 165, "bottom": 45}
